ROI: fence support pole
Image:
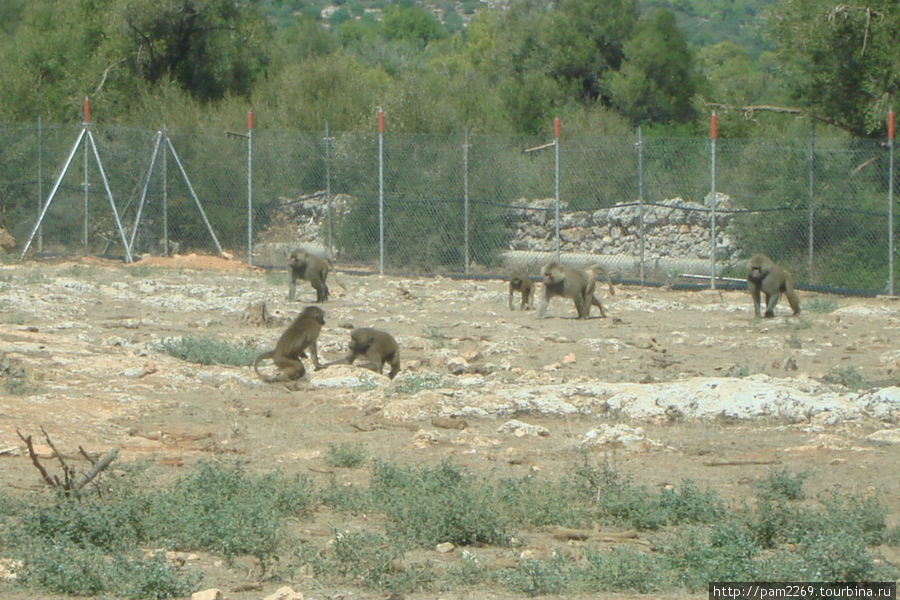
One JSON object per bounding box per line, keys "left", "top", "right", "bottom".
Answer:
{"left": 709, "top": 111, "right": 717, "bottom": 289}
{"left": 247, "top": 110, "right": 253, "bottom": 265}
{"left": 636, "top": 126, "right": 645, "bottom": 285}
{"left": 324, "top": 121, "right": 334, "bottom": 259}
{"left": 37, "top": 116, "right": 43, "bottom": 252}
{"left": 554, "top": 117, "right": 560, "bottom": 261}
{"left": 463, "top": 128, "right": 470, "bottom": 274}
{"left": 162, "top": 125, "right": 169, "bottom": 256}
{"left": 83, "top": 98, "right": 90, "bottom": 248}
{"left": 807, "top": 125, "right": 815, "bottom": 276}
{"left": 889, "top": 109, "right": 895, "bottom": 296}
{"left": 378, "top": 109, "right": 385, "bottom": 275}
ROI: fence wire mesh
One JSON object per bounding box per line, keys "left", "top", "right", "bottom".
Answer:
{"left": 1, "top": 122, "right": 896, "bottom": 295}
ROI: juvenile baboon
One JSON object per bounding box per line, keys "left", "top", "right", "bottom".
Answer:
{"left": 288, "top": 249, "right": 330, "bottom": 303}
{"left": 538, "top": 261, "right": 607, "bottom": 319}
{"left": 746, "top": 254, "right": 801, "bottom": 318}
{"left": 508, "top": 271, "right": 535, "bottom": 310}
{"left": 253, "top": 306, "right": 325, "bottom": 382}
{"left": 323, "top": 327, "right": 400, "bottom": 379}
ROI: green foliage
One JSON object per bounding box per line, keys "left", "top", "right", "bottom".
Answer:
{"left": 325, "top": 442, "right": 369, "bottom": 468}
{"left": 604, "top": 8, "right": 701, "bottom": 125}
{"left": 370, "top": 460, "right": 512, "bottom": 547}
{"left": 754, "top": 468, "right": 809, "bottom": 501}
{"left": 1, "top": 459, "right": 895, "bottom": 598}
{"left": 804, "top": 296, "right": 838, "bottom": 313}
{"left": 156, "top": 335, "right": 262, "bottom": 366}
{"left": 766, "top": 0, "right": 899, "bottom": 137}
{"left": 495, "top": 553, "right": 573, "bottom": 597}
{"left": 823, "top": 366, "right": 869, "bottom": 390}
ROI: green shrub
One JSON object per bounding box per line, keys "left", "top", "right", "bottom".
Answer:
{"left": 324, "top": 442, "right": 368, "bottom": 468}
{"left": 156, "top": 335, "right": 262, "bottom": 366}
{"left": 370, "top": 460, "right": 512, "bottom": 547}
{"left": 494, "top": 553, "right": 573, "bottom": 597}
{"left": 754, "top": 468, "right": 809, "bottom": 501}
{"left": 579, "top": 547, "right": 668, "bottom": 593}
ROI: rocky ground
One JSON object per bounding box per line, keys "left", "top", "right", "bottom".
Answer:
{"left": 0, "top": 254, "right": 898, "bottom": 600}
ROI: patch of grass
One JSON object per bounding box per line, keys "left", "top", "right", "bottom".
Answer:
{"left": 23, "top": 270, "right": 47, "bottom": 284}
{"left": 805, "top": 296, "right": 839, "bottom": 313}
{"left": 318, "top": 530, "right": 406, "bottom": 590}
{"left": 156, "top": 335, "right": 261, "bottom": 366}
{"left": 392, "top": 372, "right": 445, "bottom": 394}
{"left": 325, "top": 442, "right": 368, "bottom": 468}
{"left": 575, "top": 458, "right": 725, "bottom": 530}
{"left": 126, "top": 265, "right": 154, "bottom": 278}
{"left": 423, "top": 326, "right": 446, "bottom": 348}
{"left": 788, "top": 317, "right": 813, "bottom": 329}
{"left": 786, "top": 334, "right": 803, "bottom": 349}
{"left": 823, "top": 366, "right": 869, "bottom": 390}
{"left": 62, "top": 264, "right": 97, "bottom": 279}
{"left": 370, "top": 459, "right": 512, "bottom": 547}
{"left": 494, "top": 552, "right": 573, "bottom": 597}
{"left": 578, "top": 547, "right": 669, "bottom": 593}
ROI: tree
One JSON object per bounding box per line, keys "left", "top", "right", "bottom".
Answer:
{"left": 766, "top": 0, "right": 898, "bottom": 136}
{"left": 114, "top": 0, "right": 272, "bottom": 102}
{"left": 603, "top": 8, "right": 701, "bottom": 126}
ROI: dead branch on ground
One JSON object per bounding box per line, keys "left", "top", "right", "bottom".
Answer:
{"left": 16, "top": 427, "right": 119, "bottom": 496}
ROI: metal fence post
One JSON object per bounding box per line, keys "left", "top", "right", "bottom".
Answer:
{"left": 83, "top": 98, "right": 90, "bottom": 248}
{"left": 807, "top": 125, "right": 815, "bottom": 275}
{"left": 889, "top": 109, "right": 895, "bottom": 296}
{"left": 324, "top": 121, "right": 334, "bottom": 259}
{"left": 709, "top": 111, "right": 717, "bottom": 289}
{"left": 463, "top": 128, "right": 470, "bottom": 274}
{"left": 247, "top": 110, "right": 253, "bottom": 265}
{"left": 37, "top": 116, "right": 43, "bottom": 252}
{"left": 554, "top": 117, "right": 560, "bottom": 261}
{"left": 162, "top": 125, "right": 169, "bottom": 256}
{"left": 636, "top": 126, "right": 645, "bottom": 285}
{"left": 378, "top": 109, "right": 385, "bottom": 275}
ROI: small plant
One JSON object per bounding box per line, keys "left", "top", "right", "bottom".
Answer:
{"left": 325, "top": 442, "right": 368, "bottom": 468}
{"left": 126, "top": 265, "right": 154, "bottom": 278}
{"left": 754, "top": 468, "right": 809, "bottom": 501}
{"left": 423, "top": 326, "right": 447, "bottom": 348}
{"left": 805, "top": 296, "right": 839, "bottom": 313}
{"left": 823, "top": 366, "right": 869, "bottom": 390}
{"left": 393, "top": 373, "right": 444, "bottom": 394}
{"left": 788, "top": 317, "right": 813, "bottom": 330}
{"left": 786, "top": 334, "right": 802, "bottom": 349}
{"left": 495, "top": 552, "right": 573, "bottom": 597}
{"left": 24, "top": 270, "right": 47, "bottom": 284}
{"left": 156, "top": 335, "right": 261, "bottom": 366}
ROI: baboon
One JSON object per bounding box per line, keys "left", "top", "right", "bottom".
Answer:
{"left": 508, "top": 271, "right": 535, "bottom": 310}
{"left": 288, "top": 249, "right": 330, "bottom": 303}
{"left": 586, "top": 264, "right": 616, "bottom": 296}
{"left": 538, "top": 261, "right": 607, "bottom": 319}
{"left": 746, "top": 254, "right": 801, "bottom": 318}
{"left": 323, "top": 327, "right": 400, "bottom": 379}
{"left": 253, "top": 306, "right": 325, "bottom": 382}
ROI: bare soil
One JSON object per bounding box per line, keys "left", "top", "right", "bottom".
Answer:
{"left": 1, "top": 255, "right": 898, "bottom": 600}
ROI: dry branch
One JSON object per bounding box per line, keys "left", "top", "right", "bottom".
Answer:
{"left": 16, "top": 428, "right": 119, "bottom": 495}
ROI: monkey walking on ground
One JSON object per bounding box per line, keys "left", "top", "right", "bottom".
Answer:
{"left": 288, "top": 249, "right": 331, "bottom": 302}
{"left": 746, "top": 254, "right": 801, "bottom": 318}
{"left": 321, "top": 327, "right": 400, "bottom": 379}
{"left": 538, "top": 261, "right": 608, "bottom": 319}
{"left": 253, "top": 306, "right": 325, "bottom": 382}
{"left": 508, "top": 271, "right": 535, "bottom": 310}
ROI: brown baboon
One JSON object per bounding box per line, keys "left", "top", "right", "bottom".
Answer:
{"left": 586, "top": 264, "right": 616, "bottom": 296}
{"left": 288, "top": 249, "right": 330, "bottom": 302}
{"left": 746, "top": 254, "right": 801, "bottom": 318}
{"left": 508, "top": 271, "right": 535, "bottom": 310}
{"left": 323, "top": 327, "right": 400, "bottom": 379}
{"left": 253, "top": 306, "right": 325, "bottom": 382}
{"left": 538, "top": 261, "right": 607, "bottom": 319}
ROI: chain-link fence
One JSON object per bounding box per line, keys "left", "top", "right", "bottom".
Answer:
{"left": 1, "top": 119, "right": 896, "bottom": 294}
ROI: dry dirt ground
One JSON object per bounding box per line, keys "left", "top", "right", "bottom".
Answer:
{"left": 1, "top": 255, "right": 899, "bottom": 600}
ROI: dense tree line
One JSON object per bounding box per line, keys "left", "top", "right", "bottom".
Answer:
{"left": 0, "top": 0, "right": 895, "bottom": 137}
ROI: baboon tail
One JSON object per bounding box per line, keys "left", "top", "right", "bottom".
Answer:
{"left": 253, "top": 351, "right": 275, "bottom": 381}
